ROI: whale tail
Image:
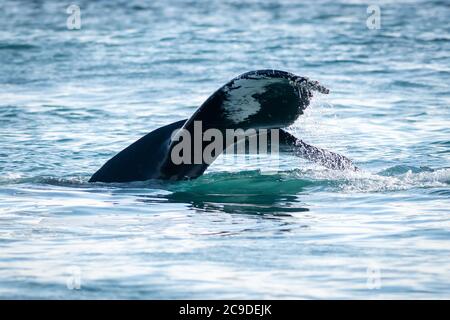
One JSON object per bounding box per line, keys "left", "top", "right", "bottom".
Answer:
{"left": 89, "top": 119, "right": 186, "bottom": 183}
{"left": 89, "top": 70, "right": 357, "bottom": 183}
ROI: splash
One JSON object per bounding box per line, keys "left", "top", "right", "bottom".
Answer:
{"left": 291, "top": 166, "right": 450, "bottom": 193}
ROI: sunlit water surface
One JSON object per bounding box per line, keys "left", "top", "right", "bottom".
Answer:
{"left": 0, "top": 0, "right": 449, "bottom": 299}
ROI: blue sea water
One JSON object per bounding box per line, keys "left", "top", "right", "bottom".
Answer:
{"left": 0, "top": 0, "right": 449, "bottom": 299}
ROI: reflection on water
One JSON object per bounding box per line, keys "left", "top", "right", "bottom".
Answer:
{"left": 163, "top": 171, "right": 310, "bottom": 215}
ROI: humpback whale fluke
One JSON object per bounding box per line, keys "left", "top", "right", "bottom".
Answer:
{"left": 89, "top": 70, "right": 357, "bottom": 183}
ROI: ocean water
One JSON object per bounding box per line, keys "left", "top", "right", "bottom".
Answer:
{"left": 0, "top": 0, "right": 449, "bottom": 299}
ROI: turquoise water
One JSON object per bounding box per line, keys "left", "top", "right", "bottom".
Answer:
{"left": 1, "top": 0, "right": 449, "bottom": 299}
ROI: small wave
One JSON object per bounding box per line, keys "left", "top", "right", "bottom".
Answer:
{"left": 0, "top": 175, "right": 89, "bottom": 188}
{"left": 0, "top": 43, "right": 37, "bottom": 50}
{"left": 170, "top": 170, "right": 314, "bottom": 194}
{"left": 391, "top": 80, "right": 433, "bottom": 89}
{"left": 378, "top": 165, "right": 434, "bottom": 176}
{"left": 167, "top": 166, "right": 450, "bottom": 195}
{"left": 0, "top": 172, "right": 24, "bottom": 184}
{"left": 1, "top": 166, "right": 448, "bottom": 195}
{"left": 298, "top": 166, "right": 450, "bottom": 193}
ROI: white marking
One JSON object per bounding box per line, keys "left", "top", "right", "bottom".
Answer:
{"left": 222, "top": 76, "right": 283, "bottom": 124}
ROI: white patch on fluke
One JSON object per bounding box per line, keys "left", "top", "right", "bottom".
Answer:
{"left": 222, "top": 76, "right": 283, "bottom": 124}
